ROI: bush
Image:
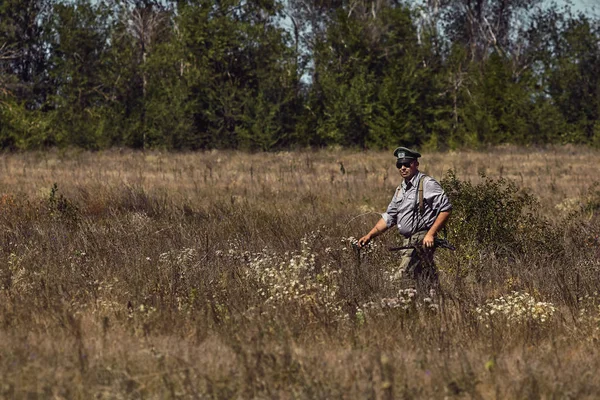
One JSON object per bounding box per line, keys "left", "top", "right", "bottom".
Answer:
{"left": 440, "top": 170, "right": 557, "bottom": 259}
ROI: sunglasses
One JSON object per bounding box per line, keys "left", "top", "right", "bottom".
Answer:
{"left": 396, "top": 160, "right": 414, "bottom": 169}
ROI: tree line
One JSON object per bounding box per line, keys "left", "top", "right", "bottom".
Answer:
{"left": 0, "top": 0, "right": 599, "bottom": 150}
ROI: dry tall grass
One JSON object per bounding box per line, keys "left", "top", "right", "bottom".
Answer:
{"left": 0, "top": 146, "right": 599, "bottom": 399}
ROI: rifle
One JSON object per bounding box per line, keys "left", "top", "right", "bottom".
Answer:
{"left": 388, "top": 238, "right": 455, "bottom": 252}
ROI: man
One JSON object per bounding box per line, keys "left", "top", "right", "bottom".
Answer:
{"left": 358, "top": 147, "right": 452, "bottom": 290}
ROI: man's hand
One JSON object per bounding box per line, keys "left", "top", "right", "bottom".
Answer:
{"left": 423, "top": 232, "right": 435, "bottom": 248}
{"left": 358, "top": 218, "right": 388, "bottom": 248}
{"left": 423, "top": 211, "right": 451, "bottom": 249}
{"left": 357, "top": 235, "right": 371, "bottom": 248}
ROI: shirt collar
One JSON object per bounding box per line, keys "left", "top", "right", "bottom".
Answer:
{"left": 402, "top": 171, "right": 423, "bottom": 190}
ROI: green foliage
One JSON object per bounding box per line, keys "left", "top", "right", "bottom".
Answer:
{"left": 0, "top": 97, "right": 25, "bottom": 149}
{"left": 142, "top": 40, "right": 196, "bottom": 149}
{"left": 0, "top": 0, "right": 599, "bottom": 149}
{"left": 308, "top": 3, "right": 447, "bottom": 149}
{"left": 0, "top": 96, "right": 55, "bottom": 149}
{"left": 44, "top": 0, "right": 115, "bottom": 149}
{"left": 441, "top": 170, "right": 554, "bottom": 257}
{"left": 177, "top": 0, "right": 299, "bottom": 150}
{"left": 529, "top": 7, "right": 600, "bottom": 144}
{"left": 46, "top": 183, "right": 79, "bottom": 223}
{"left": 0, "top": 0, "right": 52, "bottom": 106}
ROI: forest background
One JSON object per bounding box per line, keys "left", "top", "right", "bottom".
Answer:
{"left": 1, "top": 0, "right": 600, "bottom": 151}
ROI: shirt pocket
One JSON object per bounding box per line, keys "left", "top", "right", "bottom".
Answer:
{"left": 393, "top": 188, "right": 404, "bottom": 203}
{"left": 404, "top": 191, "right": 415, "bottom": 203}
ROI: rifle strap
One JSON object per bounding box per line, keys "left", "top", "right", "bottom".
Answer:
{"left": 418, "top": 175, "right": 426, "bottom": 215}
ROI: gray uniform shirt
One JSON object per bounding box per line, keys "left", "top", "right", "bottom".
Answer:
{"left": 382, "top": 172, "right": 452, "bottom": 238}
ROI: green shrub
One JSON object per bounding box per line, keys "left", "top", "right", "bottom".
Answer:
{"left": 46, "top": 183, "right": 79, "bottom": 224}
{"left": 440, "top": 171, "right": 556, "bottom": 259}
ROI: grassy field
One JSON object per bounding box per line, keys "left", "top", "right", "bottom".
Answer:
{"left": 0, "top": 146, "right": 599, "bottom": 399}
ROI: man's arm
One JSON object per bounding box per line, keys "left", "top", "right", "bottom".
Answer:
{"left": 358, "top": 218, "right": 389, "bottom": 247}
{"left": 423, "top": 211, "right": 451, "bottom": 248}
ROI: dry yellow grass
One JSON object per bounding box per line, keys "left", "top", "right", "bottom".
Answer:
{"left": 1, "top": 145, "right": 596, "bottom": 213}
{"left": 0, "top": 146, "right": 598, "bottom": 399}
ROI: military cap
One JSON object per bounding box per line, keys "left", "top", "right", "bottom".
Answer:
{"left": 393, "top": 147, "right": 421, "bottom": 162}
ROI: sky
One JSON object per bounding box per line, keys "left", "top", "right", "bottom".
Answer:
{"left": 558, "top": 0, "right": 598, "bottom": 15}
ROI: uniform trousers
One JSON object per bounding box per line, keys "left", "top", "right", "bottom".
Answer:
{"left": 397, "top": 230, "right": 439, "bottom": 294}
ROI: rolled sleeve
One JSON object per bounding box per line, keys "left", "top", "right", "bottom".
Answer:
{"left": 382, "top": 193, "right": 400, "bottom": 228}
{"left": 382, "top": 212, "right": 396, "bottom": 228}
{"left": 425, "top": 179, "right": 452, "bottom": 213}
